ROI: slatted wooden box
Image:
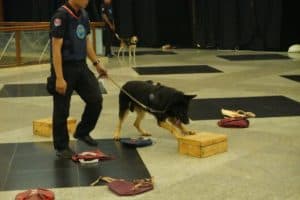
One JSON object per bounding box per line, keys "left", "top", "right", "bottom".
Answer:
{"left": 178, "top": 132, "right": 228, "bottom": 158}
{"left": 33, "top": 117, "right": 77, "bottom": 137}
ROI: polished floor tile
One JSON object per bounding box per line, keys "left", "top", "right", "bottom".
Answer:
{"left": 189, "top": 96, "right": 300, "bottom": 120}
{"left": 0, "top": 82, "right": 107, "bottom": 98}
{"left": 1, "top": 49, "right": 300, "bottom": 199}
{"left": 0, "top": 143, "right": 16, "bottom": 189}
{"left": 133, "top": 65, "right": 222, "bottom": 75}
{"left": 0, "top": 140, "right": 150, "bottom": 191}
{"left": 5, "top": 168, "right": 79, "bottom": 190}
{"left": 281, "top": 75, "right": 300, "bottom": 83}
{"left": 217, "top": 53, "right": 291, "bottom": 61}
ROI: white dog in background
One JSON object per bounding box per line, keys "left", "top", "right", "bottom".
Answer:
{"left": 117, "top": 36, "right": 139, "bottom": 58}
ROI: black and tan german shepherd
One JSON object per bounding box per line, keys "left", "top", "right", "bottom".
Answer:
{"left": 113, "top": 80, "right": 197, "bottom": 140}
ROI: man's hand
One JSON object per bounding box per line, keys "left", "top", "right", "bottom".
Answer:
{"left": 96, "top": 63, "right": 108, "bottom": 78}
{"left": 56, "top": 78, "right": 67, "bottom": 95}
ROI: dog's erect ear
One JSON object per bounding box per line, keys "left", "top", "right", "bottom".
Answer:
{"left": 184, "top": 94, "right": 197, "bottom": 100}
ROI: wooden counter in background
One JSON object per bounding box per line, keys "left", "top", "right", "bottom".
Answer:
{"left": 0, "top": 21, "right": 105, "bottom": 67}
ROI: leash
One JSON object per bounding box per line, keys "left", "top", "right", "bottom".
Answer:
{"left": 99, "top": 76, "right": 166, "bottom": 114}
{"left": 115, "top": 33, "right": 121, "bottom": 41}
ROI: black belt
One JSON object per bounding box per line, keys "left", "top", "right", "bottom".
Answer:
{"left": 62, "top": 59, "right": 86, "bottom": 65}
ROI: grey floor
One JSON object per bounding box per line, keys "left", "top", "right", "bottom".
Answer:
{"left": 0, "top": 49, "right": 300, "bottom": 200}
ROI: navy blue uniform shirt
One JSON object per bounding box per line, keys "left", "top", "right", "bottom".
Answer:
{"left": 101, "top": 3, "right": 114, "bottom": 23}
{"left": 50, "top": 2, "right": 91, "bottom": 62}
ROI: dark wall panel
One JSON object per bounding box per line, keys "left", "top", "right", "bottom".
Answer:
{"left": 3, "top": 0, "right": 288, "bottom": 50}
{"left": 86, "top": 0, "right": 101, "bottom": 21}
{"left": 133, "top": 0, "right": 158, "bottom": 46}
{"left": 114, "top": 0, "right": 134, "bottom": 38}
{"left": 238, "top": 0, "right": 282, "bottom": 50}
{"left": 281, "top": 1, "right": 300, "bottom": 50}
{"left": 113, "top": 0, "right": 192, "bottom": 47}
{"left": 196, "top": 0, "right": 220, "bottom": 48}
{"left": 156, "top": 0, "right": 192, "bottom": 47}
{"left": 219, "top": 0, "right": 238, "bottom": 49}
{"left": 264, "top": 0, "right": 282, "bottom": 50}
{"left": 3, "top": 0, "right": 63, "bottom": 21}
{"left": 0, "top": 0, "right": 4, "bottom": 21}
{"left": 195, "top": 0, "right": 282, "bottom": 50}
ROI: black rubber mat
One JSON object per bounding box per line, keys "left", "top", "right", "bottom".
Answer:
{"left": 134, "top": 65, "right": 222, "bottom": 75}
{"left": 115, "top": 50, "right": 176, "bottom": 56}
{"left": 217, "top": 54, "right": 291, "bottom": 61}
{"left": 188, "top": 96, "right": 300, "bottom": 120}
{"left": 0, "top": 82, "right": 107, "bottom": 98}
{"left": 0, "top": 139, "right": 151, "bottom": 191}
{"left": 281, "top": 75, "right": 300, "bottom": 83}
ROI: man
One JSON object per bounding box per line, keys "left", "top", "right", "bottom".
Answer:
{"left": 48, "top": 0, "right": 108, "bottom": 159}
{"left": 101, "top": 0, "right": 115, "bottom": 57}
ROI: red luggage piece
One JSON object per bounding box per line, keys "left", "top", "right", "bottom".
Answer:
{"left": 90, "top": 176, "right": 154, "bottom": 196}
{"left": 72, "top": 150, "right": 114, "bottom": 164}
{"left": 15, "top": 189, "right": 55, "bottom": 200}
{"left": 218, "top": 117, "right": 249, "bottom": 128}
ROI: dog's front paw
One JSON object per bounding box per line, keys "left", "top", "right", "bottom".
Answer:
{"left": 189, "top": 130, "right": 197, "bottom": 135}
{"left": 114, "top": 136, "right": 121, "bottom": 141}
{"left": 141, "top": 132, "right": 152, "bottom": 137}
{"left": 113, "top": 132, "right": 121, "bottom": 141}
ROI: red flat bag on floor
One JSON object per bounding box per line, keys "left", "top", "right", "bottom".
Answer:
{"left": 15, "top": 189, "right": 55, "bottom": 200}
{"left": 91, "top": 177, "right": 154, "bottom": 196}
{"left": 218, "top": 117, "right": 249, "bottom": 128}
{"left": 72, "top": 150, "right": 114, "bottom": 164}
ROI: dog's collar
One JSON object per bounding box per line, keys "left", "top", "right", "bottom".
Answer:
{"left": 125, "top": 40, "right": 137, "bottom": 46}
{"left": 106, "top": 76, "right": 167, "bottom": 114}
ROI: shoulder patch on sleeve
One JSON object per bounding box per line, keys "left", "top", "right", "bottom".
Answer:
{"left": 54, "top": 18, "right": 62, "bottom": 27}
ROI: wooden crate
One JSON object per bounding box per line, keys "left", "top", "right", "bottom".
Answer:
{"left": 178, "top": 132, "right": 228, "bottom": 158}
{"left": 33, "top": 117, "right": 77, "bottom": 137}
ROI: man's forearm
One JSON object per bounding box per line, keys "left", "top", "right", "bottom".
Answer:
{"left": 86, "top": 36, "right": 98, "bottom": 65}
{"left": 86, "top": 36, "right": 107, "bottom": 78}
{"left": 102, "top": 14, "right": 113, "bottom": 29}
{"left": 52, "top": 45, "right": 64, "bottom": 79}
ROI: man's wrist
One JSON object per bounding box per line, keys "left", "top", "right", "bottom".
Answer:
{"left": 56, "top": 76, "right": 64, "bottom": 81}
{"left": 93, "top": 59, "right": 100, "bottom": 66}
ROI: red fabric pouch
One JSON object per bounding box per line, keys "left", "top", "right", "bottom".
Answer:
{"left": 218, "top": 117, "right": 249, "bottom": 128}
{"left": 15, "top": 189, "right": 55, "bottom": 200}
{"left": 91, "top": 177, "right": 154, "bottom": 196}
{"left": 107, "top": 179, "right": 153, "bottom": 196}
{"left": 72, "top": 150, "right": 114, "bottom": 163}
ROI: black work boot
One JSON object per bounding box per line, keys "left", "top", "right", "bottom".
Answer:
{"left": 74, "top": 135, "right": 98, "bottom": 146}
{"left": 56, "top": 147, "right": 75, "bottom": 159}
